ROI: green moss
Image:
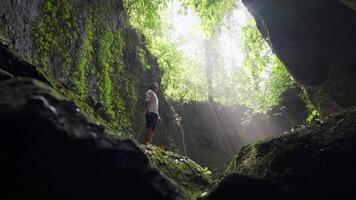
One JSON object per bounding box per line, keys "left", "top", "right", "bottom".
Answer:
{"left": 97, "top": 29, "right": 115, "bottom": 117}
{"left": 98, "top": 27, "right": 142, "bottom": 134}
{"left": 138, "top": 47, "right": 151, "bottom": 70}
{"left": 146, "top": 145, "right": 213, "bottom": 199}
{"left": 72, "top": 17, "right": 95, "bottom": 101}
{"left": 33, "top": 0, "right": 80, "bottom": 81}
{"left": 31, "top": 0, "right": 149, "bottom": 136}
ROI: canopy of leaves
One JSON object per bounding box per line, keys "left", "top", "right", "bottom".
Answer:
{"left": 124, "top": 0, "right": 294, "bottom": 112}
{"left": 235, "top": 19, "right": 294, "bottom": 112}
{"left": 182, "top": 0, "right": 236, "bottom": 36}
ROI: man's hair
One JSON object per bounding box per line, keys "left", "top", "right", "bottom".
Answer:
{"left": 150, "top": 82, "right": 159, "bottom": 90}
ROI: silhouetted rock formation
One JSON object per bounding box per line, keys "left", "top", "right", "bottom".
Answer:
{"left": 0, "top": 43, "right": 48, "bottom": 83}
{"left": 242, "top": 0, "right": 356, "bottom": 116}
{"left": 204, "top": 107, "right": 356, "bottom": 199}
{"left": 0, "top": 77, "right": 186, "bottom": 200}
{"left": 203, "top": 174, "right": 288, "bottom": 200}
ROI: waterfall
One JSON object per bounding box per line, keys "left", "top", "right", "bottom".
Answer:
{"left": 179, "top": 125, "right": 188, "bottom": 156}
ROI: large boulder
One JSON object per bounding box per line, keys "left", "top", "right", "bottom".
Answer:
{"left": 204, "top": 107, "right": 356, "bottom": 199}
{"left": 242, "top": 0, "right": 356, "bottom": 116}
{"left": 0, "top": 77, "right": 186, "bottom": 200}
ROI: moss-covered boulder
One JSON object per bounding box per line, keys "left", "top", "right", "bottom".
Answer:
{"left": 0, "top": 77, "right": 187, "bottom": 200}
{"left": 205, "top": 107, "right": 356, "bottom": 199}
{"left": 145, "top": 145, "right": 213, "bottom": 199}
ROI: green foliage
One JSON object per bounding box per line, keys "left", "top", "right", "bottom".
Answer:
{"left": 124, "top": 0, "right": 294, "bottom": 113}
{"left": 96, "top": 26, "right": 135, "bottom": 132}
{"left": 234, "top": 19, "right": 294, "bottom": 112}
{"left": 138, "top": 48, "right": 151, "bottom": 70}
{"left": 202, "top": 167, "right": 213, "bottom": 177}
{"left": 147, "top": 145, "right": 213, "bottom": 199}
{"left": 307, "top": 110, "right": 319, "bottom": 123}
{"left": 160, "top": 44, "right": 208, "bottom": 102}
{"left": 265, "top": 57, "right": 294, "bottom": 105}
{"left": 33, "top": 1, "right": 141, "bottom": 135}
{"left": 98, "top": 29, "right": 115, "bottom": 118}
{"left": 123, "top": 0, "right": 238, "bottom": 103}
{"left": 72, "top": 17, "right": 95, "bottom": 100}
{"left": 123, "top": 0, "right": 168, "bottom": 35}
{"left": 33, "top": 0, "right": 80, "bottom": 80}
{"left": 182, "top": 0, "right": 235, "bottom": 35}
{"left": 301, "top": 91, "right": 321, "bottom": 123}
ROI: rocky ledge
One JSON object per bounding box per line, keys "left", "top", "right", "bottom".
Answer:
{"left": 0, "top": 77, "right": 187, "bottom": 200}
{"left": 146, "top": 145, "right": 213, "bottom": 199}
{"left": 205, "top": 107, "right": 356, "bottom": 199}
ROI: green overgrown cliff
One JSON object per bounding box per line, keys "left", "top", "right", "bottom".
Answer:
{"left": 0, "top": 0, "right": 181, "bottom": 147}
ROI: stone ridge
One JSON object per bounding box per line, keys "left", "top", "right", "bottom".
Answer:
{"left": 0, "top": 77, "right": 187, "bottom": 200}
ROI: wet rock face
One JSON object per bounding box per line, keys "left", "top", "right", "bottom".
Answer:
{"left": 0, "top": 77, "right": 186, "bottom": 200}
{"left": 242, "top": 0, "right": 356, "bottom": 115}
{"left": 206, "top": 108, "right": 356, "bottom": 199}
{"left": 0, "top": 43, "right": 48, "bottom": 83}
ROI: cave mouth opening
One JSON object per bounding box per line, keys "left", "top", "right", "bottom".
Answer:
{"left": 135, "top": 0, "right": 311, "bottom": 178}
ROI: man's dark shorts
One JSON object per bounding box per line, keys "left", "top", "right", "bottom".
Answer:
{"left": 146, "top": 112, "right": 158, "bottom": 131}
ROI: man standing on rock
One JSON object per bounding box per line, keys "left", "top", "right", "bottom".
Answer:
{"left": 144, "top": 82, "right": 161, "bottom": 145}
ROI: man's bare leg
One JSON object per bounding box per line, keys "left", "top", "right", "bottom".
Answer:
{"left": 145, "top": 128, "right": 153, "bottom": 145}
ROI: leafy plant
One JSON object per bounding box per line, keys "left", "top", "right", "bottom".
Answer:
{"left": 307, "top": 110, "right": 320, "bottom": 123}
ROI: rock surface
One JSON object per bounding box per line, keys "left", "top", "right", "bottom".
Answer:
{"left": 205, "top": 107, "right": 356, "bottom": 199}
{"left": 146, "top": 145, "right": 213, "bottom": 199}
{"left": 0, "top": 77, "right": 186, "bottom": 200}
{"left": 242, "top": 0, "right": 356, "bottom": 116}
{"left": 203, "top": 174, "right": 288, "bottom": 200}
{"left": 0, "top": 43, "right": 47, "bottom": 83}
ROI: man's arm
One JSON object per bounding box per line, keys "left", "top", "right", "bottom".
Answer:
{"left": 144, "top": 91, "right": 152, "bottom": 113}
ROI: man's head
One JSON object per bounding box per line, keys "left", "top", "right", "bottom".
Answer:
{"left": 150, "top": 82, "right": 159, "bottom": 93}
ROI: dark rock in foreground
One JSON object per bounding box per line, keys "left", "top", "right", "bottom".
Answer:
{"left": 205, "top": 108, "right": 356, "bottom": 199}
{"left": 203, "top": 174, "right": 288, "bottom": 200}
{"left": 0, "top": 43, "right": 48, "bottom": 83}
{"left": 0, "top": 77, "right": 186, "bottom": 200}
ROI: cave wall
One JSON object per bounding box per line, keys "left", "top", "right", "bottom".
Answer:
{"left": 242, "top": 0, "right": 356, "bottom": 116}
{"left": 172, "top": 102, "right": 246, "bottom": 175}
{"left": 0, "top": 0, "right": 181, "bottom": 145}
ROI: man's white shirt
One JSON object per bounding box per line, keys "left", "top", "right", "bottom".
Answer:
{"left": 145, "top": 89, "right": 159, "bottom": 117}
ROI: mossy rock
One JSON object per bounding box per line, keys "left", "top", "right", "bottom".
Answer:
{"left": 205, "top": 107, "right": 356, "bottom": 199}
{"left": 145, "top": 145, "right": 213, "bottom": 199}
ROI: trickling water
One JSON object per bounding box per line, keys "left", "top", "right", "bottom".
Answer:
{"left": 179, "top": 125, "right": 188, "bottom": 156}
